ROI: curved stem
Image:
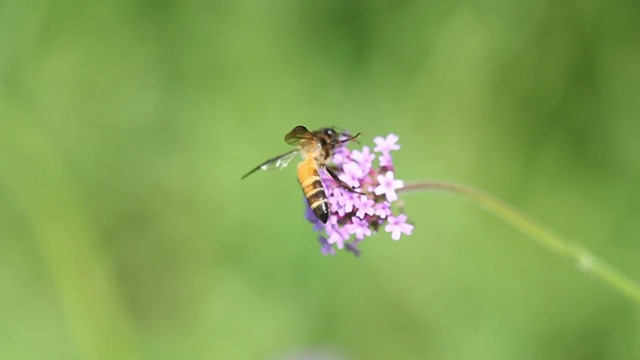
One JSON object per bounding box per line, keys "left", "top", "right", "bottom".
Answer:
{"left": 399, "top": 180, "right": 640, "bottom": 305}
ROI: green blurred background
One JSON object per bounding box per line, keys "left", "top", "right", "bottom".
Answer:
{"left": 1, "top": 0, "right": 640, "bottom": 359}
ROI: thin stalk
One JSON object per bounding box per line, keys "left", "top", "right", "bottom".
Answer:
{"left": 399, "top": 180, "right": 640, "bottom": 305}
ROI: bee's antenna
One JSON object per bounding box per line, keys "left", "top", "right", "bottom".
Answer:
{"left": 345, "top": 132, "right": 361, "bottom": 145}
{"left": 331, "top": 132, "right": 361, "bottom": 146}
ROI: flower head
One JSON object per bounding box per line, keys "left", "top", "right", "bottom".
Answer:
{"left": 304, "top": 131, "right": 413, "bottom": 256}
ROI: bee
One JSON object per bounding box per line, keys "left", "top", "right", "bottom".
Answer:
{"left": 242, "top": 125, "right": 361, "bottom": 223}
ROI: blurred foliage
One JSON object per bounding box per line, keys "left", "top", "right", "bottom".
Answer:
{"left": 1, "top": 0, "right": 640, "bottom": 359}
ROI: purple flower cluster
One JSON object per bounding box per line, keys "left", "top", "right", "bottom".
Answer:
{"left": 305, "top": 133, "right": 414, "bottom": 256}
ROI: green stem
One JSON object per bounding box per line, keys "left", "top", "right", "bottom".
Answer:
{"left": 399, "top": 180, "right": 640, "bottom": 305}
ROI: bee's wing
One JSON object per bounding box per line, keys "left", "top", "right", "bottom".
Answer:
{"left": 284, "top": 125, "right": 314, "bottom": 146}
{"left": 241, "top": 150, "right": 300, "bottom": 179}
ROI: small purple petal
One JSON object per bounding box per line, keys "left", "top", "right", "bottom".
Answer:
{"left": 318, "top": 236, "right": 336, "bottom": 255}
{"left": 338, "top": 190, "right": 358, "bottom": 214}
{"left": 379, "top": 153, "right": 393, "bottom": 167}
{"left": 374, "top": 201, "right": 391, "bottom": 219}
{"left": 331, "top": 146, "right": 351, "bottom": 165}
{"left": 339, "top": 162, "right": 363, "bottom": 188}
{"left": 351, "top": 146, "right": 375, "bottom": 163}
{"left": 351, "top": 146, "right": 375, "bottom": 173}
{"left": 328, "top": 190, "right": 341, "bottom": 209}
{"left": 373, "top": 133, "right": 400, "bottom": 153}
{"left": 346, "top": 218, "right": 372, "bottom": 240}
{"left": 326, "top": 225, "right": 346, "bottom": 249}
{"left": 328, "top": 188, "right": 346, "bottom": 216}
{"left": 304, "top": 201, "right": 325, "bottom": 231}
{"left": 304, "top": 204, "right": 316, "bottom": 222}
{"left": 355, "top": 196, "right": 375, "bottom": 219}
{"left": 384, "top": 214, "right": 414, "bottom": 240}
{"left": 374, "top": 171, "right": 404, "bottom": 202}
{"left": 345, "top": 242, "right": 362, "bottom": 257}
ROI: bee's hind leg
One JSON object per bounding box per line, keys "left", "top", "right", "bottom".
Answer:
{"left": 324, "top": 167, "right": 364, "bottom": 195}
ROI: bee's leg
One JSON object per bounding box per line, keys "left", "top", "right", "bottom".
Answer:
{"left": 324, "top": 167, "right": 364, "bottom": 195}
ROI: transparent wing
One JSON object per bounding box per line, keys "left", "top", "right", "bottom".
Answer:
{"left": 241, "top": 150, "right": 300, "bottom": 179}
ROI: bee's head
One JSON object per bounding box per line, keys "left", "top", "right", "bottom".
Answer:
{"left": 319, "top": 127, "right": 344, "bottom": 143}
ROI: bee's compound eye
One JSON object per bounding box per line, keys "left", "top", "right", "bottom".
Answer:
{"left": 325, "top": 129, "right": 335, "bottom": 137}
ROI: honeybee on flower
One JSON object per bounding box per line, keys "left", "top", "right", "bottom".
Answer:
{"left": 243, "top": 126, "right": 413, "bottom": 256}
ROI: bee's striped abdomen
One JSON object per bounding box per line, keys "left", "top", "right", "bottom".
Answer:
{"left": 297, "top": 158, "right": 329, "bottom": 223}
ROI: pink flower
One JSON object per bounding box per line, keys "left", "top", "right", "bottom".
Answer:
{"left": 374, "top": 171, "right": 404, "bottom": 202}
{"left": 374, "top": 202, "right": 391, "bottom": 219}
{"left": 379, "top": 152, "right": 393, "bottom": 168}
{"left": 347, "top": 218, "right": 372, "bottom": 240}
{"left": 337, "top": 190, "right": 358, "bottom": 214}
{"left": 326, "top": 225, "right": 349, "bottom": 249}
{"left": 318, "top": 236, "right": 336, "bottom": 255}
{"left": 385, "top": 214, "right": 414, "bottom": 240}
{"left": 338, "top": 162, "right": 364, "bottom": 188}
{"left": 373, "top": 133, "right": 400, "bottom": 154}
{"left": 355, "top": 196, "right": 375, "bottom": 219}
{"left": 351, "top": 146, "right": 375, "bottom": 173}
{"left": 331, "top": 146, "right": 350, "bottom": 165}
